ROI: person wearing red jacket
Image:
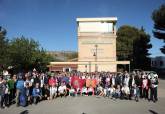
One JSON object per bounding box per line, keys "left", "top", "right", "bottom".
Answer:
{"left": 142, "top": 75, "right": 149, "bottom": 99}
{"left": 48, "top": 76, "right": 56, "bottom": 87}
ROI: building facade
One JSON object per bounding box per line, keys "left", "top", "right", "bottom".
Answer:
{"left": 151, "top": 56, "right": 165, "bottom": 69}
{"left": 77, "top": 17, "right": 117, "bottom": 72}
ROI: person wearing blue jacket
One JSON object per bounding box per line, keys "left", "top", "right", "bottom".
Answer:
{"left": 32, "top": 83, "right": 42, "bottom": 104}
{"left": 15, "top": 74, "right": 25, "bottom": 107}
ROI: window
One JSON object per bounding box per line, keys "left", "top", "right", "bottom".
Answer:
{"left": 151, "top": 61, "right": 154, "bottom": 66}
{"left": 160, "top": 61, "right": 164, "bottom": 66}
{"left": 79, "top": 22, "right": 113, "bottom": 33}
{"left": 154, "top": 61, "right": 157, "bottom": 66}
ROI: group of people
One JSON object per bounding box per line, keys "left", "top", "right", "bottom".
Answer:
{"left": 0, "top": 70, "right": 159, "bottom": 109}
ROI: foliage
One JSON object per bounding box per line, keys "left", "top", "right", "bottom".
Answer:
{"left": 133, "top": 27, "right": 152, "bottom": 70}
{"left": 0, "top": 27, "right": 10, "bottom": 71}
{"left": 117, "top": 25, "right": 139, "bottom": 60}
{"left": 8, "top": 36, "right": 40, "bottom": 70}
{"left": 0, "top": 27, "right": 54, "bottom": 73}
{"left": 117, "top": 25, "right": 152, "bottom": 70}
{"left": 152, "top": 4, "right": 165, "bottom": 53}
{"left": 8, "top": 36, "right": 54, "bottom": 72}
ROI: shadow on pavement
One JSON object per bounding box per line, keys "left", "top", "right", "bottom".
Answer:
{"left": 149, "top": 109, "right": 158, "bottom": 114}
{"left": 20, "top": 110, "right": 29, "bottom": 114}
{"left": 82, "top": 113, "right": 87, "bottom": 114}
{"left": 96, "top": 96, "right": 101, "bottom": 99}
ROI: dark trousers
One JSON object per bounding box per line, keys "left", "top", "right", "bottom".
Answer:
{"left": 66, "top": 90, "right": 69, "bottom": 96}
{"left": 70, "top": 93, "right": 75, "bottom": 97}
{"left": 9, "top": 89, "right": 15, "bottom": 104}
{"left": 150, "top": 87, "right": 158, "bottom": 101}
{"left": 4, "top": 94, "right": 9, "bottom": 106}
{"left": 129, "top": 87, "right": 134, "bottom": 99}
{"left": 0, "top": 94, "right": 9, "bottom": 107}
{"left": 88, "top": 92, "right": 93, "bottom": 96}
{"left": 143, "top": 88, "right": 148, "bottom": 99}
{"left": 82, "top": 92, "right": 87, "bottom": 96}
{"left": 0, "top": 95, "right": 4, "bottom": 108}
{"left": 33, "top": 96, "right": 40, "bottom": 104}
{"left": 139, "top": 87, "right": 143, "bottom": 98}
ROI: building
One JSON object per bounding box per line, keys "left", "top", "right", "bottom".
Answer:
{"left": 77, "top": 17, "right": 117, "bottom": 72}
{"left": 151, "top": 56, "right": 165, "bottom": 69}
{"left": 48, "top": 17, "right": 130, "bottom": 72}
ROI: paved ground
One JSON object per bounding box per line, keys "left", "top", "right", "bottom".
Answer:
{"left": 1, "top": 79, "right": 165, "bottom": 114}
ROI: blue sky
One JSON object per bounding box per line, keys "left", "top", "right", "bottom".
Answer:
{"left": 0, "top": 0, "right": 165, "bottom": 57}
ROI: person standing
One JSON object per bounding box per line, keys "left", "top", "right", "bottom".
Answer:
{"left": 134, "top": 75, "right": 140, "bottom": 102}
{"left": 142, "top": 74, "right": 149, "bottom": 100}
{"left": 50, "top": 84, "right": 57, "bottom": 100}
{"left": 7, "top": 75, "right": 16, "bottom": 105}
{"left": 0, "top": 76, "right": 6, "bottom": 109}
{"left": 15, "top": 73, "right": 25, "bottom": 107}
{"left": 150, "top": 76, "right": 159, "bottom": 102}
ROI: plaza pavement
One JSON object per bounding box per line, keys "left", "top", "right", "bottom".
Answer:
{"left": 0, "top": 79, "right": 165, "bottom": 114}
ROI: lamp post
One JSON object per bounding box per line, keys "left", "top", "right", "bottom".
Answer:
{"left": 93, "top": 44, "right": 98, "bottom": 72}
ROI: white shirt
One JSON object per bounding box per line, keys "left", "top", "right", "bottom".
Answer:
{"left": 24, "top": 80, "right": 32, "bottom": 87}
{"left": 58, "top": 85, "right": 66, "bottom": 93}
{"left": 31, "top": 78, "right": 34, "bottom": 84}
{"left": 143, "top": 79, "right": 147, "bottom": 88}
{"left": 69, "top": 88, "right": 75, "bottom": 93}
{"left": 40, "top": 79, "right": 44, "bottom": 88}
{"left": 50, "top": 87, "right": 57, "bottom": 95}
{"left": 106, "top": 77, "right": 110, "bottom": 82}
{"left": 124, "top": 77, "right": 130, "bottom": 86}
{"left": 132, "top": 78, "right": 135, "bottom": 86}
{"left": 82, "top": 75, "right": 85, "bottom": 79}
{"left": 104, "top": 88, "right": 107, "bottom": 94}
{"left": 122, "top": 86, "right": 130, "bottom": 94}
{"left": 134, "top": 88, "right": 137, "bottom": 95}
{"left": 151, "top": 78, "right": 158, "bottom": 88}
{"left": 110, "top": 87, "right": 115, "bottom": 93}
{"left": 88, "top": 87, "right": 93, "bottom": 92}
{"left": 82, "top": 87, "right": 87, "bottom": 93}
{"left": 98, "top": 86, "right": 103, "bottom": 91}
{"left": 112, "top": 77, "right": 115, "bottom": 86}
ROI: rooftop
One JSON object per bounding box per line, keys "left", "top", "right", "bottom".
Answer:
{"left": 76, "top": 17, "right": 117, "bottom": 22}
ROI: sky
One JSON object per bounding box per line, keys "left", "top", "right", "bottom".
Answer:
{"left": 0, "top": 0, "right": 165, "bottom": 57}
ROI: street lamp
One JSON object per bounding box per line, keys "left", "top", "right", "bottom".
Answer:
{"left": 93, "top": 44, "right": 98, "bottom": 72}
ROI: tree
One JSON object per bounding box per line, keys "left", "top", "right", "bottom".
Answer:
{"left": 133, "top": 27, "right": 152, "bottom": 70}
{"left": 152, "top": 4, "right": 165, "bottom": 53}
{"left": 117, "top": 25, "right": 152, "bottom": 70}
{"left": 8, "top": 36, "right": 53, "bottom": 73}
{"left": 117, "top": 25, "right": 139, "bottom": 60}
{"left": 8, "top": 36, "right": 39, "bottom": 71}
{"left": 0, "top": 26, "right": 10, "bottom": 71}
